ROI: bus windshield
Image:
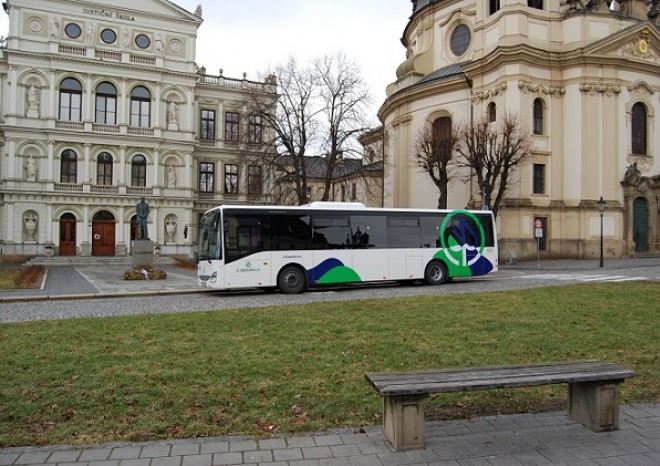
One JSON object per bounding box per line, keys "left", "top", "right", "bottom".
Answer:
{"left": 198, "top": 209, "right": 221, "bottom": 261}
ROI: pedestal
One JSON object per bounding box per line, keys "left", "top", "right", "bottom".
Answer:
{"left": 132, "top": 239, "right": 154, "bottom": 267}
{"left": 383, "top": 394, "right": 428, "bottom": 451}
{"left": 568, "top": 381, "right": 621, "bottom": 432}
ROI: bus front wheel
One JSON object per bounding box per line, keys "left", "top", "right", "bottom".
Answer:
{"left": 278, "top": 266, "right": 306, "bottom": 294}
{"left": 424, "top": 261, "right": 448, "bottom": 285}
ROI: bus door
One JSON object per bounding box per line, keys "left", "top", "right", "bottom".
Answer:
{"left": 349, "top": 215, "right": 388, "bottom": 282}
{"left": 224, "top": 214, "right": 271, "bottom": 289}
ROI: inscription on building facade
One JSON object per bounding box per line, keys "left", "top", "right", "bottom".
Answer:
{"left": 83, "top": 9, "right": 136, "bottom": 22}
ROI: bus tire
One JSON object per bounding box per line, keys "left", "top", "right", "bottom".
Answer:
{"left": 424, "top": 260, "right": 448, "bottom": 285}
{"left": 278, "top": 266, "right": 306, "bottom": 294}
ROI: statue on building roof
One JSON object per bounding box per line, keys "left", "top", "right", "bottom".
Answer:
{"left": 195, "top": 5, "right": 203, "bottom": 18}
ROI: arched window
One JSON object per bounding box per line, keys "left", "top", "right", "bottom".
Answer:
{"left": 131, "top": 154, "right": 147, "bottom": 187}
{"left": 130, "top": 86, "right": 151, "bottom": 128}
{"left": 97, "top": 152, "right": 113, "bottom": 185}
{"left": 95, "top": 82, "right": 117, "bottom": 125}
{"left": 432, "top": 116, "right": 453, "bottom": 158}
{"left": 631, "top": 103, "right": 647, "bottom": 155}
{"left": 533, "top": 98, "right": 544, "bottom": 135}
{"left": 61, "top": 149, "right": 77, "bottom": 183}
{"left": 487, "top": 102, "right": 497, "bottom": 124}
{"left": 59, "top": 78, "right": 82, "bottom": 121}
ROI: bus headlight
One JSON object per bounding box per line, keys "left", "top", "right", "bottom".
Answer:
{"left": 209, "top": 271, "right": 218, "bottom": 285}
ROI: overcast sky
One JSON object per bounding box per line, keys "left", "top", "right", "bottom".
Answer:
{"left": 0, "top": 1, "right": 413, "bottom": 122}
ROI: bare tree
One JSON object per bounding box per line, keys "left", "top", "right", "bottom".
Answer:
{"left": 455, "top": 112, "right": 532, "bottom": 218}
{"left": 413, "top": 118, "right": 458, "bottom": 209}
{"left": 315, "top": 53, "right": 372, "bottom": 201}
{"left": 249, "top": 58, "right": 322, "bottom": 205}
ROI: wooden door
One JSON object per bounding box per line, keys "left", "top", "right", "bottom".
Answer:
{"left": 59, "top": 216, "right": 77, "bottom": 256}
{"left": 92, "top": 221, "right": 116, "bottom": 256}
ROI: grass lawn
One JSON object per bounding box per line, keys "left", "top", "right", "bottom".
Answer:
{"left": 0, "top": 266, "right": 45, "bottom": 290}
{"left": 0, "top": 281, "right": 658, "bottom": 447}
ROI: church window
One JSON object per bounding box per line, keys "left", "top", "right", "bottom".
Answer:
{"left": 489, "top": 0, "right": 501, "bottom": 14}
{"left": 488, "top": 102, "right": 497, "bottom": 124}
{"left": 533, "top": 98, "right": 544, "bottom": 135}
{"left": 631, "top": 103, "right": 647, "bottom": 155}
{"left": 528, "top": 0, "right": 544, "bottom": 9}
{"left": 450, "top": 24, "right": 471, "bottom": 57}
{"left": 533, "top": 164, "right": 545, "bottom": 195}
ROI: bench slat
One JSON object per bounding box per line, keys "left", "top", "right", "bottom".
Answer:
{"left": 366, "top": 361, "right": 635, "bottom": 396}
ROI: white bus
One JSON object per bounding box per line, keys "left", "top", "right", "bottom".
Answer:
{"left": 194, "top": 202, "right": 498, "bottom": 293}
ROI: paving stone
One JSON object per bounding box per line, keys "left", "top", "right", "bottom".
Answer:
{"left": 483, "top": 454, "right": 524, "bottom": 466}
{"left": 242, "top": 450, "right": 273, "bottom": 464}
{"left": 118, "top": 459, "right": 150, "bottom": 466}
{"left": 288, "top": 460, "right": 321, "bottom": 466}
{"left": 0, "top": 454, "right": 19, "bottom": 465}
{"left": 79, "top": 450, "right": 112, "bottom": 462}
{"left": 47, "top": 451, "right": 82, "bottom": 463}
{"left": 288, "top": 438, "right": 317, "bottom": 448}
{"left": 347, "top": 454, "right": 383, "bottom": 466}
{"left": 199, "top": 443, "right": 229, "bottom": 455}
{"left": 617, "top": 454, "right": 656, "bottom": 466}
{"left": 170, "top": 446, "right": 200, "bottom": 457}
{"left": 301, "top": 447, "right": 333, "bottom": 460}
{"left": 209, "top": 452, "right": 240, "bottom": 465}
{"left": 150, "top": 457, "right": 183, "bottom": 466}
{"left": 109, "top": 449, "right": 142, "bottom": 460}
{"left": 313, "top": 436, "right": 344, "bottom": 447}
{"left": 339, "top": 435, "right": 369, "bottom": 446}
{"left": 565, "top": 447, "right": 601, "bottom": 460}
{"left": 319, "top": 458, "right": 353, "bottom": 466}
{"left": 512, "top": 451, "right": 552, "bottom": 464}
{"left": 330, "top": 446, "right": 362, "bottom": 458}
{"left": 258, "top": 439, "right": 287, "bottom": 450}
{"left": 357, "top": 443, "right": 391, "bottom": 456}
{"left": 139, "top": 446, "right": 171, "bottom": 458}
{"left": 87, "top": 460, "right": 120, "bottom": 466}
{"left": 181, "top": 454, "right": 213, "bottom": 466}
{"left": 593, "top": 458, "right": 629, "bottom": 466}
{"left": 272, "top": 449, "right": 304, "bottom": 462}
{"left": 228, "top": 441, "right": 257, "bottom": 453}
{"left": 16, "top": 452, "right": 52, "bottom": 464}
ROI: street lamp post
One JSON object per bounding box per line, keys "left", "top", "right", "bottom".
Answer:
{"left": 598, "top": 196, "right": 605, "bottom": 268}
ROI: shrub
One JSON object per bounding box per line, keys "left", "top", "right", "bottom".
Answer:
{"left": 123, "top": 264, "right": 167, "bottom": 280}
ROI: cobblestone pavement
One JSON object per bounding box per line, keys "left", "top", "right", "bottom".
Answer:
{"left": 1, "top": 405, "right": 658, "bottom": 466}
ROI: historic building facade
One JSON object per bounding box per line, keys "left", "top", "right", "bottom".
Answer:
{"left": 0, "top": 0, "right": 276, "bottom": 258}
{"left": 380, "top": 0, "right": 659, "bottom": 259}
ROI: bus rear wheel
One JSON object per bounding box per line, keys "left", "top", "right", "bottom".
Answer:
{"left": 278, "top": 266, "right": 306, "bottom": 294}
{"left": 424, "top": 261, "right": 448, "bottom": 285}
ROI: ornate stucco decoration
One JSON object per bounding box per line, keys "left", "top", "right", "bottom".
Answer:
{"left": 622, "top": 162, "right": 655, "bottom": 194}
{"left": 621, "top": 28, "right": 659, "bottom": 62}
{"left": 518, "top": 80, "right": 566, "bottom": 98}
{"left": 471, "top": 82, "right": 508, "bottom": 103}
{"left": 579, "top": 81, "right": 622, "bottom": 96}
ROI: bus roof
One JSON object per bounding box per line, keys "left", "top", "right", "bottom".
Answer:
{"left": 204, "top": 204, "right": 494, "bottom": 216}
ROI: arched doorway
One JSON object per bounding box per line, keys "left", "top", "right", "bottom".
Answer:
{"left": 59, "top": 213, "right": 77, "bottom": 256}
{"left": 92, "top": 210, "right": 116, "bottom": 256}
{"left": 633, "top": 198, "right": 649, "bottom": 252}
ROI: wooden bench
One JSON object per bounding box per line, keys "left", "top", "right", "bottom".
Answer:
{"left": 365, "top": 361, "right": 635, "bottom": 451}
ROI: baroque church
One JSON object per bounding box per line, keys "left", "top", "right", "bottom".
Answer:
{"left": 380, "top": 0, "right": 659, "bottom": 259}
{"left": 0, "top": 0, "right": 276, "bottom": 258}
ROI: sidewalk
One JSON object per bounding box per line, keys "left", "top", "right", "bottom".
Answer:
{"left": 1, "top": 404, "right": 658, "bottom": 466}
{"left": 0, "top": 265, "right": 207, "bottom": 302}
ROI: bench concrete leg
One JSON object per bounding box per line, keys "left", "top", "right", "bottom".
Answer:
{"left": 382, "top": 394, "right": 428, "bottom": 451}
{"left": 568, "top": 381, "right": 621, "bottom": 432}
